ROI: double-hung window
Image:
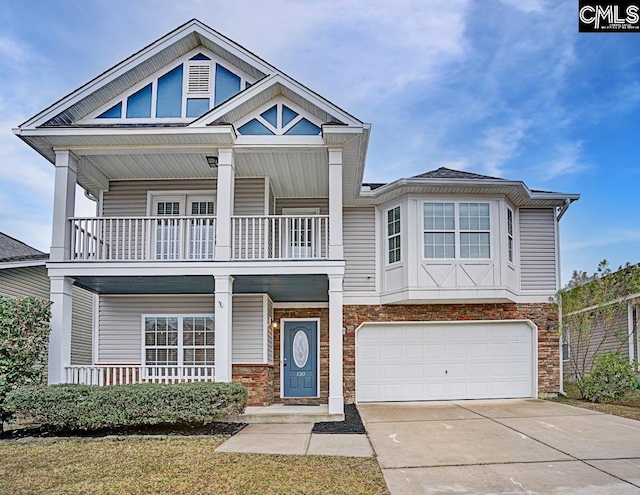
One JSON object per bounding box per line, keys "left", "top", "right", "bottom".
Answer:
{"left": 387, "top": 206, "right": 401, "bottom": 263}
{"left": 423, "top": 202, "right": 491, "bottom": 259}
{"left": 143, "top": 315, "right": 215, "bottom": 375}
{"left": 507, "top": 208, "right": 514, "bottom": 263}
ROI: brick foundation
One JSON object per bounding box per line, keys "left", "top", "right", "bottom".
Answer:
{"left": 237, "top": 303, "right": 560, "bottom": 405}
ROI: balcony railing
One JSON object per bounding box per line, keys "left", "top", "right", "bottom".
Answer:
{"left": 65, "top": 365, "right": 215, "bottom": 385}
{"left": 69, "top": 215, "right": 330, "bottom": 261}
{"left": 70, "top": 217, "right": 216, "bottom": 261}
{"left": 232, "top": 215, "right": 329, "bottom": 260}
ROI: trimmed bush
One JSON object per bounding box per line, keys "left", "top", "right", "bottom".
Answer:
{"left": 4, "top": 381, "right": 247, "bottom": 431}
{"left": 0, "top": 296, "right": 51, "bottom": 426}
{"left": 582, "top": 351, "right": 638, "bottom": 403}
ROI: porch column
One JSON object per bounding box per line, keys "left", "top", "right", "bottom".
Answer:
{"left": 214, "top": 149, "right": 235, "bottom": 261}
{"left": 48, "top": 276, "right": 74, "bottom": 384}
{"left": 328, "top": 148, "right": 343, "bottom": 259}
{"left": 328, "top": 274, "right": 344, "bottom": 414}
{"left": 50, "top": 150, "right": 78, "bottom": 261}
{"left": 214, "top": 275, "right": 234, "bottom": 382}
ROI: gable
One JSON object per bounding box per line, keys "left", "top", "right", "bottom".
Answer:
{"left": 234, "top": 97, "right": 322, "bottom": 136}
{"left": 78, "top": 48, "right": 257, "bottom": 124}
{"left": 22, "top": 20, "right": 271, "bottom": 128}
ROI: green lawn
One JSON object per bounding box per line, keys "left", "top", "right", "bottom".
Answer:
{"left": 0, "top": 436, "right": 388, "bottom": 495}
{"left": 551, "top": 382, "right": 640, "bottom": 421}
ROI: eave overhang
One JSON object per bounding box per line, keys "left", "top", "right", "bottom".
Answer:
{"left": 356, "top": 177, "right": 580, "bottom": 210}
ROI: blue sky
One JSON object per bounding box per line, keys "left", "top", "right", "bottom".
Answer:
{"left": 0, "top": 0, "right": 638, "bottom": 283}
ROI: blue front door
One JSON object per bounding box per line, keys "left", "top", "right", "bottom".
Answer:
{"left": 283, "top": 320, "right": 318, "bottom": 397}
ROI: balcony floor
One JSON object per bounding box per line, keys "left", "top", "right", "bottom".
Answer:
{"left": 74, "top": 274, "right": 329, "bottom": 301}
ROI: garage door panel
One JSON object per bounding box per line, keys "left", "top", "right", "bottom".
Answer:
{"left": 356, "top": 322, "right": 534, "bottom": 402}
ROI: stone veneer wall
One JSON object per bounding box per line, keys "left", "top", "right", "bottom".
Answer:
{"left": 248, "top": 303, "right": 559, "bottom": 406}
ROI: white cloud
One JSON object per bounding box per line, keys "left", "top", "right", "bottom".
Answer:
{"left": 564, "top": 230, "right": 640, "bottom": 251}
{"left": 499, "top": 0, "right": 547, "bottom": 14}
{"left": 541, "top": 141, "right": 587, "bottom": 180}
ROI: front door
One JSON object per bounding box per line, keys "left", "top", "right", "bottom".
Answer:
{"left": 283, "top": 320, "right": 318, "bottom": 397}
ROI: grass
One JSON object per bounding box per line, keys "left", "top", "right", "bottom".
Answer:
{"left": 0, "top": 436, "right": 388, "bottom": 495}
{"left": 551, "top": 382, "right": 640, "bottom": 421}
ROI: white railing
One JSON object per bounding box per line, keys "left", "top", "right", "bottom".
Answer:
{"left": 70, "top": 217, "right": 216, "bottom": 261}
{"left": 232, "top": 215, "right": 329, "bottom": 260}
{"left": 65, "top": 365, "right": 215, "bottom": 385}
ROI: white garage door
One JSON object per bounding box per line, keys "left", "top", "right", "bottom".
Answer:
{"left": 356, "top": 321, "right": 535, "bottom": 402}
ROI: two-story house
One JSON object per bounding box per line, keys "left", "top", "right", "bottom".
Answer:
{"left": 14, "top": 20, "right": 579, "bottom": 417}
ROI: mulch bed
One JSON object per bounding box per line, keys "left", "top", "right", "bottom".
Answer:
{"left": 0, "top": 421, "right": 246, "bottom": 440}
{"left": 312, "top": 404, "right": 366, "bottom": 434}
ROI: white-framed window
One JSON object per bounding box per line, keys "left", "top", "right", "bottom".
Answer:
{"left": 507, "top": 208, "right": 514, "bottom": 263}
{"left": 387, "top": 206, "right": 401, "bottom": 264}
{"left": 422, "top": 202, "right": 491, "bottom": 259}
{"left": 143, "top": 315, "right": 215, "bottom": 367}
{"left": 423, "top": 203, "right": 455, "bottom": 259}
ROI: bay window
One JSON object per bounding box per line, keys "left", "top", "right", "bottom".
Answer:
{"left": 423, "top": 202, "right": 491, "bottom": 259}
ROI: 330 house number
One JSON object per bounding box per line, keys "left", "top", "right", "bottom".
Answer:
{"left": 296, "top": 372, "right": 306, "bottom": 377}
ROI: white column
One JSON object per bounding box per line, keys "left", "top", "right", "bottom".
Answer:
{"left": 628, "top": 302, "right": 635, "bottom": 362}
{"left": 328, "top": 148, "right": 343, "bottom": 259}
{"left": 328, "top": 274, "right": 344, "bottom": 415}
{"left": 50, "top": 150, "right": 78, "bottom": 261}
{"left": 48, "top": 276, "right": 74, "bottom": 384}
{"left": 214, "top": 149, "right": 235, "bottom": 260}
{"left": 214, "top": 275, "right": 234, "bottom": 382}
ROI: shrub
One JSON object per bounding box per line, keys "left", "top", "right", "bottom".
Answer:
{"left": 582, "top": 351, "right": 638, "bottom": 403}
{"left": 0, "top": 296, "right": 51, "bottom": 426}
{"left": 4, "top": 381, "right": 247, "bottom": 431}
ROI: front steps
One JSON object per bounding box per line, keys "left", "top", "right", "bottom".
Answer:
{"left": 225, "top": 404, "right": 344, "bottom": 423}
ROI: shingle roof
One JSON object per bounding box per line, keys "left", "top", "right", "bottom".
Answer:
{"left": 0, "top": 232, "right": 48, "bottom": 263}
{"left": 412, "top": 167, "right": 506, "bottom": 181}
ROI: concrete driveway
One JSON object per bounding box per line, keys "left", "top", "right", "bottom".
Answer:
{"left": 358, "top": 399, "right": 640, "bottom": 494}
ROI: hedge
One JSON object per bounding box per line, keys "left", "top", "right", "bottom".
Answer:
{"left": 4, "top": 382, "right": 247, "bottom": 431}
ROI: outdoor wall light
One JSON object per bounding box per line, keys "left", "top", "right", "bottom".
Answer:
{"left": 547, "top": 323, "right": 555, "bottom": 331}
{"left": 206, "top": 155, "right": 218, "bottom": 167}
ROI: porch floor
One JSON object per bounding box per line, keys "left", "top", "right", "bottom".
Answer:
{"left": 225, "top": 404, "right": 344, "bottom": 424}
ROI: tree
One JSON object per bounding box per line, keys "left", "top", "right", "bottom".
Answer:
{"left": 0, "top": 296, "right": 51, "bottom": 429}
{"left": 558, "top": 260, "right": 640, "bottom": 397}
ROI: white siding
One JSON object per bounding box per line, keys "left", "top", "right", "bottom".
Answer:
{"left": 0, "top": 265, "right": 93, "bottom": 365}
{"left": 519, "top": 209, "right": 557, "bottom": 292}
{"left": 343, "top": 207, "right": 376, "bottom": 292}
{"left": 233, "top": 178, "right": 267, "bottom": 216}
{"left": 232, "top": 294, "right": 265, "bottom": 363}
{"left": 98, "top": 295, "right": 214, "bottom": 363}
{"left": 275, "top": 198, "right": 329, "bottom": 214}
{"left": 267, "top": 296, "right": 274, "bottom": 364}
{"left": 101, "top": 177, "right": 265, "bottom": 216}
{"left": 98, "top": 293, "right": 266, "bottom": 364}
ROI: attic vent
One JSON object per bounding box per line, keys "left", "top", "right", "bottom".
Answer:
{"left": 188, "top": 64, "right": 210, "bottom": 93}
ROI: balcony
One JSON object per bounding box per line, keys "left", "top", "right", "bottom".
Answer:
{"left": 69, "top": 215, "right": 329, "bottom": 262}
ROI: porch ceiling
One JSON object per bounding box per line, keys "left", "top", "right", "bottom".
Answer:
{"left": 75, "top": 147, "right": 330, "bottom": 198}
{"left": 73, "top": 274, "right": 329, "bottom": 302}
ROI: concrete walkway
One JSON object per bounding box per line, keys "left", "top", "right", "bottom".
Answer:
{"left": 215, "top": 422, "right": 373, "bottom": 457}
{"left": 359, "top": 399, "right": 640, "bottom": 494}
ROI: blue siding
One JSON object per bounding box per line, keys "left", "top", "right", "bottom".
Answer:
{"left": 237, "top": 119, "right": 274, "bottom": 135}
{"left": 190, "top": 53, "right": 211, "bottom": 60}
{"left": 186, "top": 98, "right": 210, "bottom": 118}
{"left": 214, "top": 64, "right": 241, "bottom": 106}
{"left": 126, "top": 84, "right": 152, "bottom": 118}
{"left": 97, "top": 102, "right": 122, "bottom": 119}
{"left": 282, "top": 105, "right": 298, "bottom": 127}
{"left": 261, "top": 105, "right": 277, "bottom": 127}
{"left": 284, "top": 118, "right": 321, "bottom": 135}
{"left": 156, "top": 65, "right": 183, "bottom": 118}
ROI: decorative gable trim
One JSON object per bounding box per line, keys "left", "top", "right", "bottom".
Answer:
{"left": 19, "top": 19, "right": 272, "bottom": 129}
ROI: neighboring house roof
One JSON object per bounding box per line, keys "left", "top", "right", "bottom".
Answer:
{"left": 0, "top": 232, "right": 48, "bottom": 263}
{"left": 411, "top": 167, "right": 505, "bottom": 181}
